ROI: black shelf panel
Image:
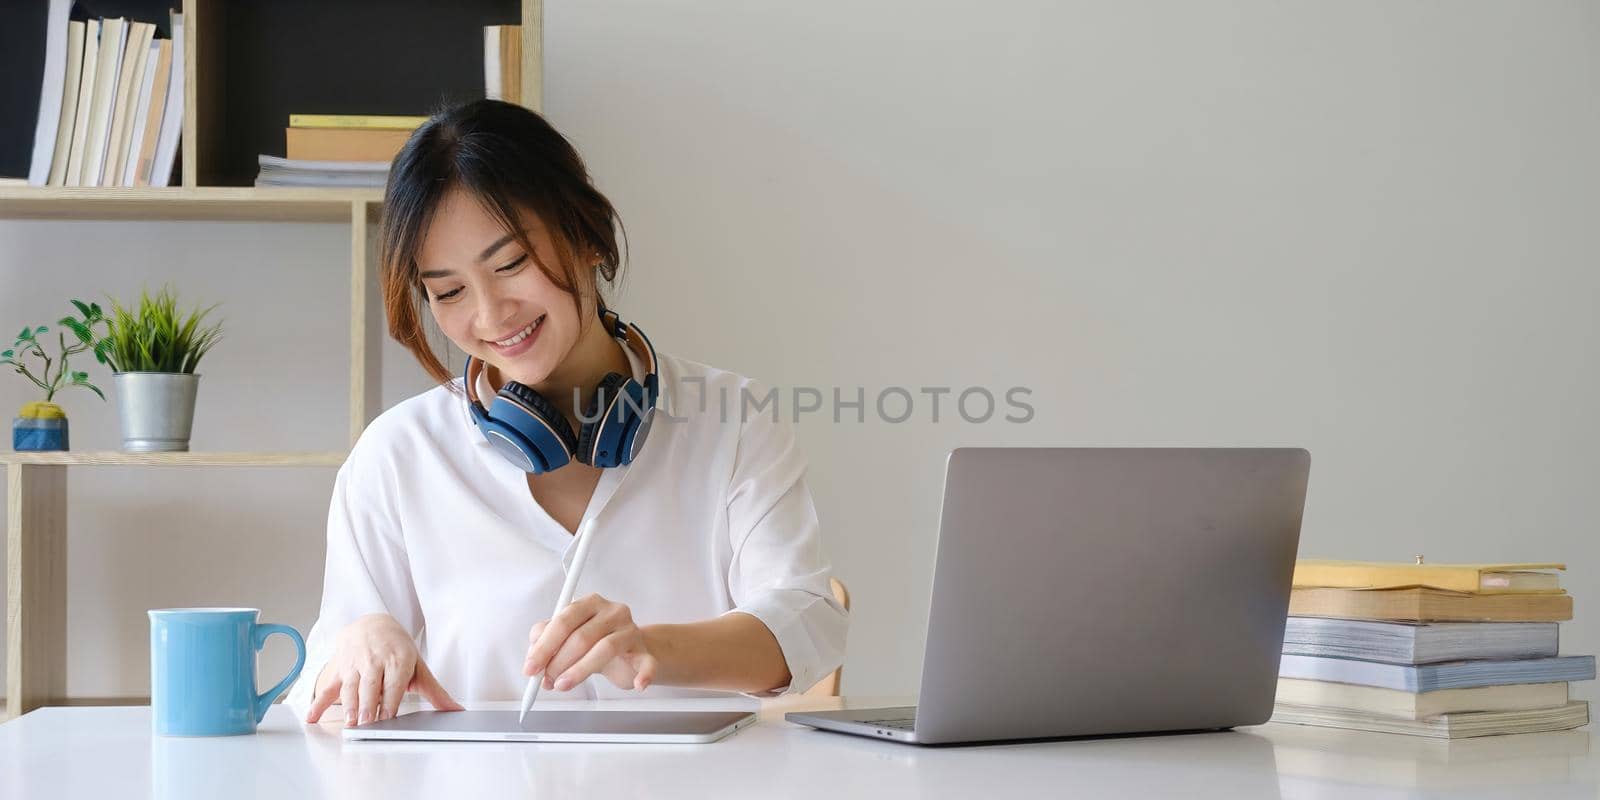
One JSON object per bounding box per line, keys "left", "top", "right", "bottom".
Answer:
{"left": 209, "top": 0, "right": 519, "bottom": 185}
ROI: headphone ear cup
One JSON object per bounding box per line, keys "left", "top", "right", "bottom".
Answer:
{"left": 499, "top": 381, "right": 580, "bottom": 456}
{"left": 478, "top": 416, "right": 553, "bottom": 473}
{"left": 577, "top": 373, "right": 630, "bottom": 466}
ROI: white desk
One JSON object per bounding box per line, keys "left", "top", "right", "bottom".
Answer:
{"left": 1, "top": 696, "right": 1594, "bottom": 799}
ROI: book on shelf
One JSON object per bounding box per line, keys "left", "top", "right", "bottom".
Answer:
{"left": 288, "top": 114, "right": 428, "bottom": 130}
{"left": 1275, "top": 678, "right": 1569, "bottom": 720}
{"left": 1289, "top": 586, "right": 1573, "bottom": 622}
{"left": 262, "top": 114, "right": 426, "bottom": 185}
{"left": 1281, "top": 617, "right": 1559, "bottom": 664}
{"left": 127, "top": 40, "right": 172, "bottom": 187}
{"left": 255, "top": 155, "right": 389, "bottom": 188}
{"left": 21, "top": 7, "right": 182, "bottom": 188}
{"left": 1270, "top": 700, "right": 1589, "bottom": 739}
{"left": 118, "top": 41, "right": 159, "bottom": 185}
{"left": 1278, "top": 654, "right": 1596, "bottom": 693}
{"left": 103, "top": 21, "right": 154, "bottom": 187}
{"left": 485, "top": 25, "right": 522, "bottom": 103}
{"left": 148, "top": 12, "right": 184, "bottom": 187}
{"left": 285, "top": 127, "right": 410, "bottom": 162}
{"left": 45, "top": 18, "right": 85, "bottom": 185}
{"left": 1294, "top": 559, "right": 1565, "bottom": 594}
{"left": 26, "top": 0, "right": 72, "bottom": 184}
{"left": 63, "top": 18, "right": 99, "bottom": 186}
{"left": 79, "top": 16, "right": 126, "bottom": 187}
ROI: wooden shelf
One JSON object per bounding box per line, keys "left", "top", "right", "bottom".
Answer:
{"left": 3, "top": 0, "right": 546, "bottom": 722}
{"left": 0, "top": 186, "right": 383, "bottom": 222}
{"left": 0, "top": 450, "right": 345, "bottom": 467}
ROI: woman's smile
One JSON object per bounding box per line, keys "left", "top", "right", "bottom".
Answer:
{"left": 485, "top": 313, "right": 546, "bottom": 358}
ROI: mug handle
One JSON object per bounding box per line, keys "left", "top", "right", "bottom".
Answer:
{"left": 252, "top": 623, "right": 307, "bottom": 724}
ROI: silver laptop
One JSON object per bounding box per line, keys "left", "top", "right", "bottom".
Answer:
{"left": 788, "top": 447, "right": 1310, "bottom": 745}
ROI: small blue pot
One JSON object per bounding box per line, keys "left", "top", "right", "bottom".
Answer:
{"left": 13, "top": 415, "right": 69, "bottom": 451}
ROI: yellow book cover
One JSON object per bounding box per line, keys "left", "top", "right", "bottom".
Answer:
{"left": 288, "top": 114, "right": 428, "bottom": 130}
{"left": 1293, "top": 559, "right": 1565, "bottom": 594}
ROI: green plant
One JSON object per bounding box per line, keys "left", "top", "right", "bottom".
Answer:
{"left": 2, "top": 300, "right": 113, "bottom": 403}
{"left": 101, "top": 286, "right": 224, "bottom": 374}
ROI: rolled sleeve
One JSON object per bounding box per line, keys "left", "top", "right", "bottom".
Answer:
{"left": 723, "top": 382, "right": 849, "bottom": 696}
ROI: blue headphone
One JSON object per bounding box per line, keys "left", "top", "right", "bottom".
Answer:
{"left": 464, "top": 307, "right": 659, "bottom": 473}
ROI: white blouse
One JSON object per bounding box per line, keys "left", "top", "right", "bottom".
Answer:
{"left": 283, "top": 345, "right": 848, "bottom": 716}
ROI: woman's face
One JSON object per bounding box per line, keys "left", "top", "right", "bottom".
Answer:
{"left": 416, "top": 186, "right": 586, "bottom": 386}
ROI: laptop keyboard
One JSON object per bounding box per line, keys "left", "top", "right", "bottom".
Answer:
{"left": 859, "top": 707, "right": 917, "bottom": 730}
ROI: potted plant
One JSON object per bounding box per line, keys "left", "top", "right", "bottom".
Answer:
{"left": 3, "top": 301, "right": 113, "bottom": 451}
{"left": 101, "top": 287, "right": 224, "bottom": 453}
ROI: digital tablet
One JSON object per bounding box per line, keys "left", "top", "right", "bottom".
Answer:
{"left": 340, "top": 709, "right": 759, "bottom": 743}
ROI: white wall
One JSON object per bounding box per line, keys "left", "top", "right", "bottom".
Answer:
{"left": 2, "top": 0, "right": 1596, "bottom": 701}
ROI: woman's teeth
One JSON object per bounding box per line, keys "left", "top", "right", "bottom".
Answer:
{"left": 494, "top": 315, "right": 544, "bottom": 347}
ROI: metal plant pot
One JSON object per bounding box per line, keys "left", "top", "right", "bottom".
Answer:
{"left": 115, "top": 372, "right": 200, "bottom": 453}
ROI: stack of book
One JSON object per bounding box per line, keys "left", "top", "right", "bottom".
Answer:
{"left": 1272, "top": 559, "right": 1592, "bottom": 738}
{"left": 251, "top": 23, "right": 521, "bottom": 188}
{"left": 254, "top": 114, "right": 424, "bottom": 188}
{"left": 24, "top": 3, "right": 185, "bottom": 187}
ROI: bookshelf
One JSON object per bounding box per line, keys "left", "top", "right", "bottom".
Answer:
{"left": 0, "top": 452, "right": 347, "bottom": 467}
{"left": 2, "top": 0, "right": 543, "bottom": 719}
{"left": 0, "top": 186, "right": 382, "bottom": 222}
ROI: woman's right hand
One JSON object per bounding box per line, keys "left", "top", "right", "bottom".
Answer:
{"left": 304, "top": 612, "right": 464, "bottom": 725}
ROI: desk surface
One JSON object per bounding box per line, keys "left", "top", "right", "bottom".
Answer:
{"left": 2, "top": 696, "right": 1595, "bottom": 799}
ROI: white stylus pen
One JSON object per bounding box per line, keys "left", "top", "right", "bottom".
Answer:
{"left": 519, "top": 518, "right": 599, "bottom": 724}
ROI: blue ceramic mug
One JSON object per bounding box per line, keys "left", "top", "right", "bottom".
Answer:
{"left": 148, "top": 608, "right": 306, "bottom": 736}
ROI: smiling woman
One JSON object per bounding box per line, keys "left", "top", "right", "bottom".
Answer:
{"left": 379, "top": 100, "right": 625, "bottom": 392}
{"left": 284, "top": 99, "right": 849, "bottom": 728}
{"left": 413, "top": 187, "right": 597, "bottom": 396}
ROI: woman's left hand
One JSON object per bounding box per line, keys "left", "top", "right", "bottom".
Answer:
{"left": 524, "top": 593, "right": 659, "bottom": 692}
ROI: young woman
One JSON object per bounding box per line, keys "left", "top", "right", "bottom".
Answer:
{"left": 286, "top": 99, "right": 847, "bottom": 726}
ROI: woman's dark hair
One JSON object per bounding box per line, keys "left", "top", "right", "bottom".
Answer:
{"left": 379, "top": 99, "right": 626, "bottom": 386}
